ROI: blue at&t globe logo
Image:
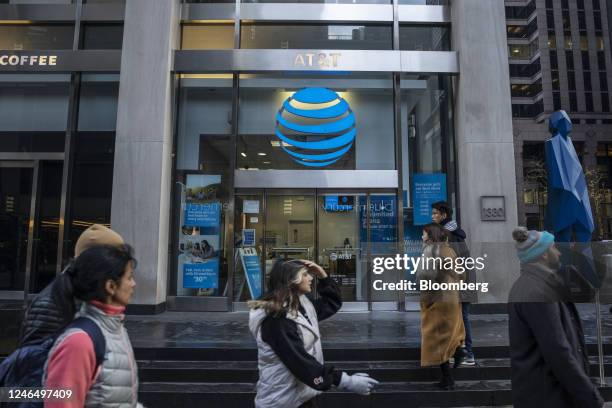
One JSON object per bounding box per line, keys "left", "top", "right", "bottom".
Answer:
{"left": 275, "top": 87, "right": 356, "bottom": 167}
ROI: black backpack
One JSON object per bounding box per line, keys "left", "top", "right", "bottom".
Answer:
{"left": 0, "top": 317, "right": 106, "bottom": 408}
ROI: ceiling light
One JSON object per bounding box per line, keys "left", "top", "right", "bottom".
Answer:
{"left": 258, "top": 152, "right": 267, "bottom": 156}
{"left": 240, "top": 152, "right": 247, "bottom": 157}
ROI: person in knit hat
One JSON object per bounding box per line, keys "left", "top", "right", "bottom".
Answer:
{"left": 508, "top": 227, "right": 604, "bottom": 408}
{"left": 19, "top": 224, "right": 124, "bottom": 346}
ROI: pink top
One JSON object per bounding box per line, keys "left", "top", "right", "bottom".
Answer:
{"left": 44, "top": 301, "right": 125, "bottom": 408}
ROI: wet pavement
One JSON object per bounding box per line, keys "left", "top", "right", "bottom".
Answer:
{"left": 122, "top": 303, "right": 612, "bottom": 349}
{"left": 3, "top": 303, "right": 612, "bottom": 354}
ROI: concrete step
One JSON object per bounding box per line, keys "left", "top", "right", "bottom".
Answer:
{"left": 137, "top": 357, "right": 612, "bottom": 383}
{"left": 138, "top": 379, "right": 612, "bottom": 408}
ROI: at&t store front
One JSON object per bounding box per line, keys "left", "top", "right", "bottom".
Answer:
{"left": 170, "top": 46, "right": 459, "bottom": 311}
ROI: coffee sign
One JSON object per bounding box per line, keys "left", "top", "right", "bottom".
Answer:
{"left": 0, "top": 54, "right": 58, "bottom": 66}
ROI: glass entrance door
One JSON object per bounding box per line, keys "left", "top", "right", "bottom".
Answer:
{"left": 0, "top": 161, "right": 62, "bottom": 300}
{"left": 231, "top": 189, "right": 400, "bottom": 310}
{"left": 318, "top": 192, "right": 367, "bottom": 310}
{"left": 0, "top": 162, "right": 33, "bottom": 297}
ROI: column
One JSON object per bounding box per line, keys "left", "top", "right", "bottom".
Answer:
{"left": 452, "top": 0, "right": 521, "bottom": 303}
{"left": 111, "top": 0, "right": 181, "bottom": 311}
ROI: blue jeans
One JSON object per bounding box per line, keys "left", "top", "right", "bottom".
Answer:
{"left": 462, "top": 302, "right": 474, "bottom": 357}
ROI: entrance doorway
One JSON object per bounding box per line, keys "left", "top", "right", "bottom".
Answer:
{"left": 234, "top": 189, "right": 400, "bottom": 310}
{"left": 0, "top": 160, "right": 62, "bottom": 300}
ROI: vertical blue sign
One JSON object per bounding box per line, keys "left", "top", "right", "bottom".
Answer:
{"left": 240, "top": 248, "right": 262, "bottom": 299}
{"left": 413, "top": 173, "right": 447, "bottom": 226}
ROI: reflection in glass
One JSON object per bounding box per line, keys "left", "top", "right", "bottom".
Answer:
{"left": 31, "top": 161, "right": 62, "bottom": 293}
{"left": 0, "top": 166, "right": 32, "bottom": 291}
{"left": 181, "top": 24, "right": 234, "bottom": 50}
{"left": 264, "top": 193, "right": 315, "bottom": 292}
{"left": 82, "top": 24, "right": 124, "bottom": 49}
{"left": 400, "top": 75, "right": 456, "bottom": 211}
{"left": 0, "top": 25, "right": 74, "bottom": 50}
{"left": 399, "top": 25, "right": 450, "bottom": 51}
{"left": 0, "top": 75, "right": 69, "bottom": 153}
{"left": 78, "top": 74, "right": 119, "bottom": 132}
{"left": 65, "top": 133, "right": 115, "bottom": 259}
{"left": 318, "top": 193, "right": 365, "bottom": 302}
{"left": 241, "top": 24, "right": 392, "bottom": 50}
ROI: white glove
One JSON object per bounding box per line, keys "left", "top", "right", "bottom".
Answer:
{"left": 337, "top": 372, "right": 379, "bottom": 395}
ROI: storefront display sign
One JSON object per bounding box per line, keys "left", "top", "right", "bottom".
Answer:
{"left": 239, "top": 248, "right": 262, "bottom": 299}
{"left": 179, "top": 174, "right": 222, "bottom": 290}
{"left": 184, "top": 203, "right": 220, "bottom": 227}
{"left": 242, "top": 229, "right": 256, "bottom": 247}
{"left": 183, "top": 259, "right": 219, "bottom": 288}
{"left": 243, "top": 200, "right": 260, "bottom": 214}
{"left": 413, "top": 173, "right": 447, "bottom": 225}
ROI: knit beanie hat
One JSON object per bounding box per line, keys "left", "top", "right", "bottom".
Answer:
{"left": 74, "top": 224, "right": 124, "bottom": 257}
{"left": 512, "top": 227, "right": 555, "bottom": 263}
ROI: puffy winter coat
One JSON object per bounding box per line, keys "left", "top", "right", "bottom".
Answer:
{"left": 249, "top": 295, "right": 324, "bottom": 408}
{"left": 19, "top": 271, "right": 77, "bottom": 346}
{"left": 43, "top": 302, "right": 140, "bottom": 408}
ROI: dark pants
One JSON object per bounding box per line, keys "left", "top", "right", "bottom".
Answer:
{"left": 461, "top": 302, "right": 473, "bottom": 357}
{"left": 299, "top": 399, "right": 319, "bottom": 408}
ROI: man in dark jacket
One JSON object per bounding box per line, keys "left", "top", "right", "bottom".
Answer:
{"left": 509, "top": 227, "right": 604, "bottom": 408}
{"left": 19, "top": 224, "right": 124, "bottom": 346}
{"left": 431, "top": 201, "right": 476, "bottom": 365}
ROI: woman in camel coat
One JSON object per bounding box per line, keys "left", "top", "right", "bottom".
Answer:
{"left": 416, "top": 223, "right": 466, "bottom": 390}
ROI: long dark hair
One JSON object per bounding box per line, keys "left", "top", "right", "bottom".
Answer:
{"left": 248, "top": 259, "right": 306, "bottom": 316}
{"left": 423, "top": 223, "right": 449, "bottom": 243}
{"left": 69, "top": 244, "right": 137, "bottom": 302}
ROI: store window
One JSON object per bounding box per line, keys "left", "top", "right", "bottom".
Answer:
{"left": 511, "top": 80, "right": 543, "bottom": 98}
{"left": 399, "top": 25, "right": 450, "bottom": 51}
{"left": 400, "top": 75, "right": 456, "bottom": 213}
{"left": 181, "top": 24, "right": 234, "bottom": 50}
{"left": 63, "top": 74, "right": 119, "bottom": 259}
{"left": 508, "top": 40, "right": 538, "bottom": 59}
{"left": 240, "top": 24, "right": 392, "bottom": 50}
{"left": 81, "top": 24, "right": 124, "bottom": 49}
{"left": 0, "top": 24, "right": 74, "bottom": 50}
{"left": 240, "top": 0, "right": 391, "bottom": 3}
{"left": 237, "top": 74, "right": 394, "bottom": 170}
{"left": 0, "top": 74, "right": 69, "bottom": 152}
{"left": 174, "top": 74, "right": 233, "bottom": 298}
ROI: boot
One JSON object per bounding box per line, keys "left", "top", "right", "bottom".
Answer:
{"left": 436, "top": 362, "right": 455, "bottom": 390}
{"left": 453, "top": 346, "right": 468, "bottom": 368}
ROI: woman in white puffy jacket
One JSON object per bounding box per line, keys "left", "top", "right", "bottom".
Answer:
{"left": 248, "top": 259, "right": 379, "bottom": 408}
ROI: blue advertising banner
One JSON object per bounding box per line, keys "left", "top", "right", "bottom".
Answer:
{"left": 183, "top": 258, "right": 219, "bottom": 289}
{"left": 240, "top": 248, "right": 262, "bottom": 299}
{"left": 184, "top": 203, "right": 221, "bottom": 228}
{"left": 413, "top": 173, "right": 447, "bottom": 226}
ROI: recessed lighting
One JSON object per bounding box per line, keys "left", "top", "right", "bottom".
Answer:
{"left": 258, "top": 152, "right": 267, "bottom": 156}
{"left": 263, "top": 161, "right": 271, "bottom": 164}
{"left": 240, "top": 152, "right": 247, "bottom": 157}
